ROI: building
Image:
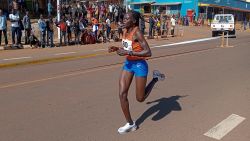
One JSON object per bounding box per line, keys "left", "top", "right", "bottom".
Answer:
{"left": 128, "top": 0, "right": 250, "bottom": 21}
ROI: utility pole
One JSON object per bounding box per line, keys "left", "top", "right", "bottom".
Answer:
{"left": 57, "top": 0, "right": 60, "bottom": 39}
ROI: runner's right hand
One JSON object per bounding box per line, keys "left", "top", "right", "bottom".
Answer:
{"left": 108, "top": 46, "right": 119, "bottom": 53}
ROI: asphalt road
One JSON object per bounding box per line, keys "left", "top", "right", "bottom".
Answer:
{"left": 0, "top": 31, "right": 249, "bottom": 141}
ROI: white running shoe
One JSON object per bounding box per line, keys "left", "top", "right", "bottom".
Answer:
{"left": 118, "top": 122, "right": 137, "bottom": 134}
{"left": 153, "top": 70, "right": 165, "bottom": 81}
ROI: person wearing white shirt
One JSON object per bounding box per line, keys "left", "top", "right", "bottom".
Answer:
{"left": 66, "top": 18, "right": 72, "bottom": 44}
{"left": 170, "top": 16, "right": 176, "bottom": 36}
{"left": 9, "top": 9, "right": 20, "bottom": 47}
{"left": 0, "top": 9, "right": 8, "bottom": 47}
{"left": 109, "top": 4, "right": 114, "bottom": 21}
{"left": 106, "top": 17, "right": 111, "bottom": 39}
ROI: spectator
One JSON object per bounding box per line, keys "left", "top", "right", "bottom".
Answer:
{"left": 92, "top": 17, "right": 99, "bottom": 41}
{"left": 100, "top": 19, "right": 107, "bottom": 43}
{"left": 193, "top": 11, "right": 196, "bottom": 23}
{"left": 155, "top": 8, "right": 160, "bottom": 16}
{"left": 18, "top": 18, "right": 24, "bottom": 46}
{"left": 170, "top": 15, "right": 176, "bottom": 36}
{"left": 0, "top": 9, "right": 8, "bottom": 48}
{"left": 108, "top": 4, "right": 113, "bottom": 21}
{"left": 79, "top": 19, "right": 85, "bottom": 32}
{"left": 156, "top": 17, "right": 161, "bottom": 37}
{"left": 114, "top": 6, "right": 119, "bottom": 23}
{"left": 47, "top": 0, "right": 53, "bottom": 17}
{"left": 23, "top": 11, "right": 31, "bottom": 44}
{"left": 166, "top": 16, "right": 171, "bottom": 35}
{"left": 35, "top": 1, "right": 39, "bottom": 16}
{"left": 161, "top": 16, "right": 167, "bottom": 35}
{"left": 148, "top": 15, "right": 155, "bottom": 38}
{"left": 139, "top": 15, "right": 145, "bottom": 35}
{"left": 105, "top": 16, "right": 111, "bottom": 39}
{"left": 243, "top": 18, "right": 247, "bottom": 30}
{"left": 57, "top": 18, "right": 67, "bottom": 46}
{"left": 73, "top": 18, "right": 80, "bottom": 45}
{"left": 249, "top": 19, "right": 250, "bottom": 29}
{"left": 29, "top": 29, "right": 40, "bottom": 48}
{"left": 38, "top": 14, "right": 47, "bottom": 48}
{"left": 46, "top": 16, "right": 54, "bottom": 47}
{"left": 117, "top": 20, "right": 123, "bottom": 39}
{"left": 66, "top": 17, "right": 72, "bottom": 44}
{"left": 9, "top": 9, "right": 20, "bottom": 48}
{"left": 99, "top": 4, "right": 105, "bottom": 20}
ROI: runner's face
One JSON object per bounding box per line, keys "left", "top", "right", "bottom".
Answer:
{"left": 123, "top": 13, "right": 134, "bottom": 28}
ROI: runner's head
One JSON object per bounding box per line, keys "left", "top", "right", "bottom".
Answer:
{"left": 124, "top": 10, "right": 141, "bottom": 29}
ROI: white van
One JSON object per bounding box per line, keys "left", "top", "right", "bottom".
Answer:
{"left": 211, "top": 14, "right": 236, "bottom": 37}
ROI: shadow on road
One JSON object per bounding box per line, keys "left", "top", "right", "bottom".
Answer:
{"left": 136, "top": 95, "right": 187, "bottom": 127}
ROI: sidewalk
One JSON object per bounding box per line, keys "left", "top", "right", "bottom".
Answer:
{"left": 0, "top": 26, "right": 213, "bottom": 68}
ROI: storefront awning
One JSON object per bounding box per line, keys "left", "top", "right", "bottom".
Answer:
{"left": 130, "top": 1, "right": 156, "bottom": 5}
{"left": 224, "top": 6, "right": 250, "bottom": 13}
{"left": 151, "top": 2, "right": 182, "bottom": 6}
{"left": 199, "top": 3, "right": 250, "bottom": 12}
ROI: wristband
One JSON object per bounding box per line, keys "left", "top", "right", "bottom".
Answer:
{"left": 128, "top": 51, "right": 133, "bottom": 56}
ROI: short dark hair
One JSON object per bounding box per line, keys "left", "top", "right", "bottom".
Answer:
{"left": 129, "top": 10, "right": 142, "bottom": 26}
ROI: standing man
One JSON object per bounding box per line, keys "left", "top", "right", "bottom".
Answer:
{"left": 46, "top": 16, "right": 54, "bottom": 47}
{"left": 9, "top": 9, "right": 20, "bottom": 48}
{"left": 108, "top": 3, "right": 113, "bottom": 21}
{"left": 243, "top": 18, "right": 247, "bottom": 31}
{"left": 73, "top": 18, "right": 80, "bottom": 45}
{"left": 0, "top": 9, "right": 8, "bottom": 48}
{"left": 38, "top": 14, "right": 47, "bottom": 48}
{"left": 170, "top": 15, "right": 176, "bottom": 36}
{"left": 106, "top": 16, "right": 111, "bottom": 40}
{"left": 155, "top": 7, "right": 160, "bottom": 16}
{"left": 192, "top": 11, "right": 196, "bottom": 23}
{"left": 148, "top": 15, "right": 155, "bottom": 38}
{"left": 23, "top": 11, "right": 31, "bottom": 44}
{"left": 139, "top": 15, "right": 145, "bottom": 35}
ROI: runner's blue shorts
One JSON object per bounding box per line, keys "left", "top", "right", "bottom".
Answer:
{"left": 122, "top": 59, "right": 148, "bottom": 77}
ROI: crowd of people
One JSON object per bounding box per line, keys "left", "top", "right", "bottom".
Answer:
{"left": 0, "top": 0, "right": 127, "bottom": 49}
{"left": 0, "top": 0, "right": 186, "bottom": 49}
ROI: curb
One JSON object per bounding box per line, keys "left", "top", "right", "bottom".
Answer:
{"left": 0, "top": 45, "right": 32, "bottom": 51}
{"left": 0, "top": 52, "right": 113, "bottom": 69}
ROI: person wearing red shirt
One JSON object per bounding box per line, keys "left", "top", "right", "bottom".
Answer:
{"left": 57, "top": 18, "right": 67, "bottom": 46}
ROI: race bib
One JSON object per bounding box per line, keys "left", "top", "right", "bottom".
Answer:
{"left": 122, "top": 39, "right": 132, "bottom": 51}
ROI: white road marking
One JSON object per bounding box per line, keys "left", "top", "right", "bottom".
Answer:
{"left": 3, "top": 56, "right": 32, "bottom": 61}
{"left": 152, "top": 37, "right": 220, "bottom": 48}
{"left": 204, "top": 114, "right": 246, "bottom": 140}
{"left": 93, "top": 49, "right": 107, "bottom": 52}
{"left": 1, "top": 37, "right": 219, "bottom": 62}
{"left": 54, "top": 52, "right": 76, "bottom": 56}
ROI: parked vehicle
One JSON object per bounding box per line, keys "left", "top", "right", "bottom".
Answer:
{"left": 211, "top": 14, "right": 236, "bottom": 37}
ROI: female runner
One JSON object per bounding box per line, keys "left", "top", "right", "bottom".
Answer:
{"left": 108, "top": 11, "right": 165, "bottom": 134}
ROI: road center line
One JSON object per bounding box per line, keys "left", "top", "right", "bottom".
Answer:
{"left": 93, "top": 49, "right": 107, "bottom": 52}
{"left": 204, "top": 114, "right": 246, "bottom": 140}
{"left": 54, "top": 52, "right": 76, "bottom": 56}
{"left": 0, "top": 63, "right": 121, "bottom": 89}
{"left": 152, "top": 37, "right": 220, "bottom": 48}
{"left": 3, "top": 56, "right": 32, "bottom": 61}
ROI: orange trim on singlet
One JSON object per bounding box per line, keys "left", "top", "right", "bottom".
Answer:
{"left": 123, "top": 27, "right": 145, "bottom": 61}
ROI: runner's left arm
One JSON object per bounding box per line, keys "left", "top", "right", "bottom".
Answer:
{"left": 131, "top": 30, "right": 152, "bottom": 57}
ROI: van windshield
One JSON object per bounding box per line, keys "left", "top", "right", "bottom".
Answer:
{"left": 215, "top": 15, "right": 232, "bottom": 23}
